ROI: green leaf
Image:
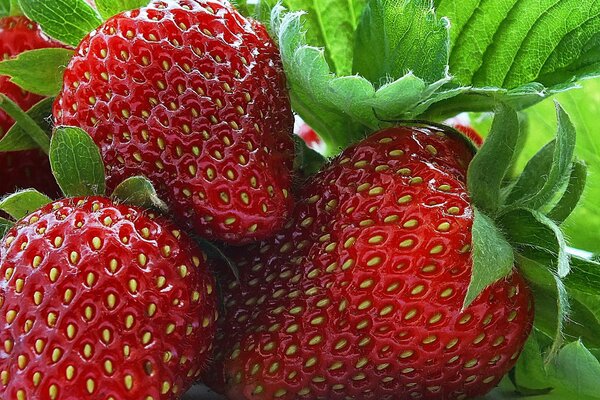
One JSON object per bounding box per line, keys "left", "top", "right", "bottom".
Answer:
{"left": 463, "top": 208, "right": 514, "bottom": 308}
{"left": 436, "top": 0, "right": 600, "bottom": 89}
{"left": 280, "top": 0, "right": 365, "bottom": 76}
{"left": 0, "top": 0, "right": 9, "bottom": 17}
{"left": 353, "top": 0, "right": 449, "bottom": 86}
{"left": 565, "top": 256, "right": 600, "bottom": 296}
{"left": 513, "top": 333, "right": 600, "bottom": 399}
{"left": 95, "top": 0, "right": 149, "bottom": 20}
{"left": 111, "top": 176, "right": 167, "bottom": 212}
{"left": 0, "top": 189, "right": 52, "bottom": 220}
{"left": 467, "top": 104, "right": 520, "bottom": 215}
{"left": 19, "top": 0, "right": 102, "bottom": 47}
{"left": 0, "top": 94, "right": 50, "bottom": 153}
{"left": 0, "top": 217, "right": 14, "bottom": 238}
{"left": 548, "top": 160, "right": 588, "bottom": 224}
{"left": 0, "top": 97, "right": 53, "bottom": 152}
{"left": 505, "top": 102, "right": 576, "bottom": 211}
{"left": 500, "top": 208, "right": 570, "bottom": 278}
{"left": 0, "top": 48, "right": 74, "bottom": 96}
{"left": 50, "top": 126, "right": 106, "bottom": 197}
{"left": 548, "top": 340, "right": 600, "bottom": 398}
{"left": 514, "top": 333, "right": 554, "bottom": 394}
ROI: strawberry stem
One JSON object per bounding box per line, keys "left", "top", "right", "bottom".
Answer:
{"left": 0, "top": 94, "right": 50, "bottom": 154}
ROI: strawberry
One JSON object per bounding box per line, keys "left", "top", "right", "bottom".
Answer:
{"left": 0, "top": 16, "right": 62, "bottom": 197}
{"left": 453, "top": 124, "right": 484, "bottom": 148}
{"left": 207, "top": 126, "right": 534, "bottom": 399}
{"left": 296, "top": 122, "right": 324, "bottom": 152}
{"left": 0, "top": 196, "right": 217, "bottom": 399}
{"left": 53, "top": 0, "right": 295, "bottom": 244}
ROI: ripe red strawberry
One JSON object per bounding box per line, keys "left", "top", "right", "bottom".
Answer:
{"left": 0, "top": 16, "right": 62, "bottom": 197}
{"left": 0, "top": 196, "right": 217, "bottom": 399}
{"left": 453, "top": 123, "right": 484, "bottom": 148}
{"left": 53, "top": 0, "right": 295, "bottom": 244}
{"left": 207, "top": 126, "right": 534, "bottom": 399}
{"left": 296, "top": 122, "right": 323, "bottom": 152}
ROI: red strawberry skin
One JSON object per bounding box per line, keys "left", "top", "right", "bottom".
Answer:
{"left": 453, "top": 123, "right": 484, "bottom": 148}
{"left": 208, "top": 127, "right": 534, "bottom": 400}
{"left": 54, "top": 0, "right": 295, "bottom": 244}
{"left": 0, "top": 197, "right": 217, "bottom": 399}
{"left": 0, "top": 17, "right": 62, "bottom": 198}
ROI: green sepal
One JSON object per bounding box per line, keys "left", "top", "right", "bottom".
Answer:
{"left": 548, "top": 159, "right": 587, "bottom": 224}
{"left": 517, "top": 254, "right": 569, "bottom": 361}
{"left": 0, "top": 48, "right": 74, "bottom": 96}
{"left": 111, "top": 176, "right": 167, "bottom": 212}
{"left": 505, "top": 102, "right": 576, "bottom": 212}
{"left": 463, "top": 208, "right": 514, "bottom": 308}
{"left": 467, "top": 103, "right": 520, "bottom": 216}
{"left": 195, "top": 238, "right": 240, "bottom": 282}
{"left": 0, "top": 217, "right": 15, "bottom": 238}
{"left": 50, "top": 126, "right": 106, "bottom": 197}
{"left": 0, "top": 97, "right": 53, "bottom": 152}
{"left": 0, "top": 189, "right": 53, "bottom": 220}
{"left": 549, "top": 340, "right": 600, "bottom": 398}
{"left": 19, "top": 0, "right": 102, "bottom": 47}
{"left": 500, "top": 208, "right": 570, "bottom": 278}
{"left": 353, "top": 0, "right": 449, "bottom": 86}
{"left": 95, "top": 0, "right": 150, "bottom": 20}
{"left": 0, "top": 94, "right": 50, "bottom": 154}
{"left": 513, "top": 332, "right": 600, "bottom": 398}
{"left": 513, "top": 332, "right": 554, "bottom": 395}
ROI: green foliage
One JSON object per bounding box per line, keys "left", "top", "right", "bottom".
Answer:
{"left": 464, "top": 208, "right": 514, "bottom": 308}
{"left": 272, "top": 0, "right": 600, "bottom": 156}
{"left": 95, "top": 0, "right": 150, "bottom": 20}
{"left": 514, "top": 333, "right": 600, "bottom": 399}
{"left": 275, "top": 0, "right": 366, "bottom": 76}
{"left": 0, "top": 189, "right": 52, "bottom": 220}
{"left": 0, "top": 97, "right": 53, "bottom": 152}
{"left": 436, "top": 0, "right": 600, "bottom": 89}
{"left": 111, "top": 176, "right": 167, "bottom": 212}
{"left": 501, "top": 209, "right": 570, "bottom": 278}
{"left": 18, "top": 0, "right": 102, "bottom": 47}
{"left": 524, "top": 79, "right": 600, "bottom": 253}
{"left": 271, "top": 4, "right": 461, "bottom": 156}
{"left": 548, "top": 160, "right": 588, "bottom": 224}
{"left": 0, "top": 0, "right": 9, "bottom": 17}
{"left": 0, "top": 48, "right": 74, "bottom": 96}
{"left": 467, "top": 104, "right": 520, "bottom": 215}
{"left": 0, "top": 94, "right": 50, "bottom": 153}
{"left": 505, "top": 103, "right": 577, "bottom": 211}
{"left": 353, "top": 0, "right": 449, "bottom": 85}
{"left": 50, "top": 126, "right": 106, "bottom": 197}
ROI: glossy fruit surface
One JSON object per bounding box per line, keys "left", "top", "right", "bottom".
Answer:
{"left": 208, "top": 126, "right": 534, "bottom": 400}
{"left": 0, "top": 16, "right": 62, "bottom": 197}
{"left": 0, "top": 197, "right": 217, "bottom": 399}
{"left": 54, "top": 0, "right": 295, "bottom": 244}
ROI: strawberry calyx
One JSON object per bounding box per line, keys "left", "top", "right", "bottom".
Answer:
{"left": 461, "top": 102, "right": 591, "bottom": 362}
